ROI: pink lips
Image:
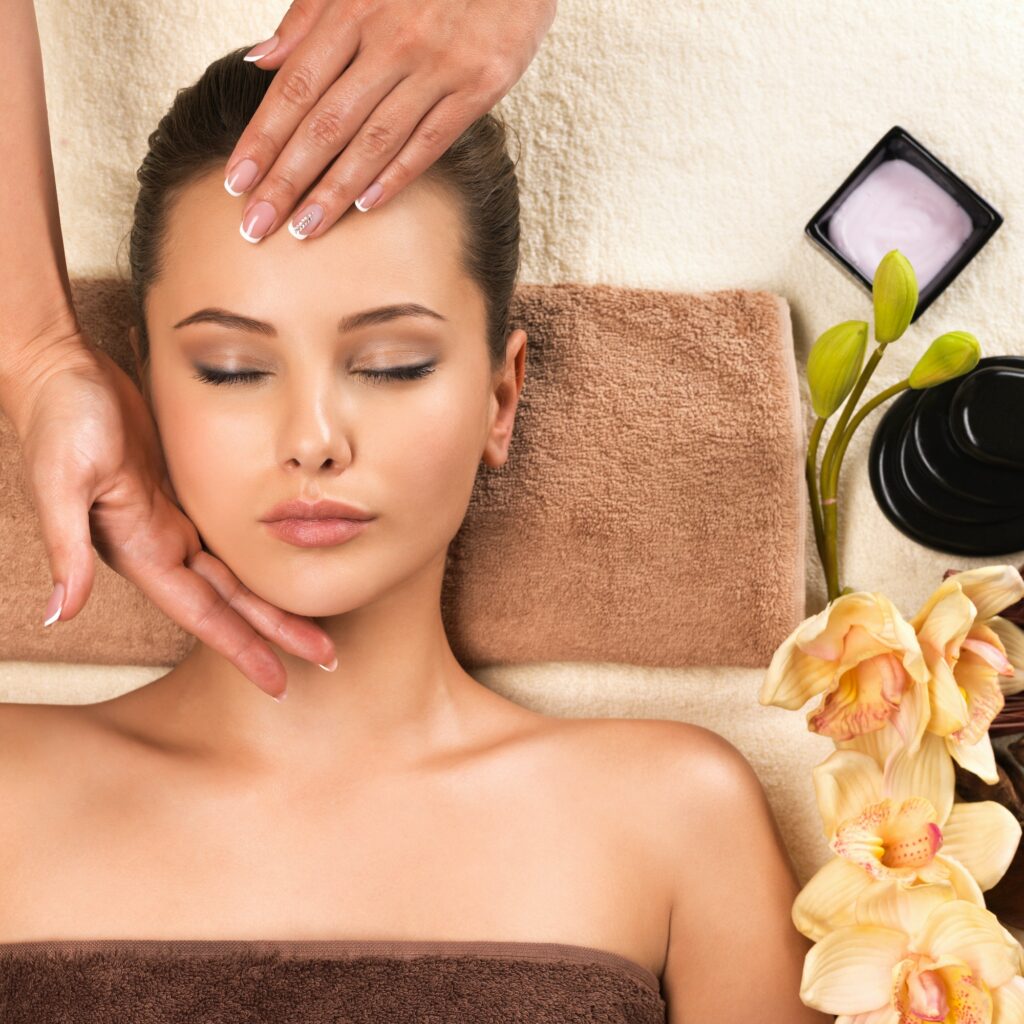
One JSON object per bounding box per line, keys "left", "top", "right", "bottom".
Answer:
{"left": 263, "top": 517, "right": 370, "bottom": 548}
{"left": 260, "top": 498, "right": 374, "bottom": 548}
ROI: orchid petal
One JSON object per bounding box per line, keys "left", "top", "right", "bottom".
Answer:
{"left": 837, "top": 723, "right": 903, "bottom": 773}
{"left": 944, "top": 565, "right": 1024, "bottom": 621}
{"left": 987, "top": 616, "right": 1024, "bottom": 696}
{"left": 800, "top": 924, "right": 909, "bottom": 1013}
{"left": 832, "top": 800, "right": 894, "bottom": 878}
{"left": 809, "top": 655, "right": 905, "bottom": 741}
{"left": 910, "top": 899, "right": 1020, "bottom": 989}
{"left": 910, "top": 963, "right": 991, "bottom": 1024}
{"left": 942, "top": 801, "right": 1022, "bottom": 891}
{"left": 759, "top": 617, "right": 838, "bottom": 710}
{"left": 992, "top": 973, "right": 1024, "bottom": 1024}
{"left": 793, "top": 855, "right": 873, "bottom": 941}
{"left": 835, "top": 1005, "right": 901, "bottom": 1024}
{"left": 954, "top": 651, "right": 1008, "bottom": 745}
{"left": 934, "top": 852, "right": 987, "bottom": 906}
{"left": 926, "top": 655, "right": 971, "bottom": 735}
{"left": 891, "top": 670, "right": 930, "bottom": 756}
{"left": 915, "top": 588, "right": 976, "bottom": 666}
{"left": 962, "top": 623, "right": 1016, "bottom": 676}
{"left": 947, "top": 729, "right": 1000, "bottom": 785}
{"left": 835, "top": 1003, "right": 901, "bottom": 1019}
{"left": 854, "top": 878, "right": 955, "bottom": 935}
{"left": 813, "top": 749, "right": 884, "bottom": 838}
{"left": 884, "top": 729, "right": 955, "bottom": 825}
{"left": 883, "top": 797, "right": 943, "bottom": 868}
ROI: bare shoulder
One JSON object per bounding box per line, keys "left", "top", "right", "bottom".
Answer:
{"left": 543, "top": 715, "right": 768, "bottom": 881}
{"left": 593, "top": 717, "right": 828, "bottom": 1023}
{"left": 559, "top": 715, "right": 760, "bottom": 810}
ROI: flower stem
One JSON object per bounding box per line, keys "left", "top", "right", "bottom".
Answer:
{"left": 819, "top": 377, "right": 909, "bottom": 602}
{"left": 806, "top": 417, "right": 828, "bottom": 581}
{"left": 824, "top": 377, "right": 911, "bottom": 500}
{"left": 818, "top": 341, "right": 890, "bottom": 600}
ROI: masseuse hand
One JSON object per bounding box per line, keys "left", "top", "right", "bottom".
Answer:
{"left": 6, "top": 336, "right": 337, "bottom": 700}
{"left": 224, "top": 0, "right": 558, "bottom": 240}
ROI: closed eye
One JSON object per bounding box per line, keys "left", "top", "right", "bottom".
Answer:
{"left": 192, "top": 362, "right": 437, "bottom": 386}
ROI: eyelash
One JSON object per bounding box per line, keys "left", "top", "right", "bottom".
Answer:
{"left": 191, "top": 362, "right": 438, "bottom": 387}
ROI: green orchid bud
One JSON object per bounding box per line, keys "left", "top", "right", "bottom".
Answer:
{"left": 807, "top": 320, "right": 869, "bottom": 418}
{"left": 909, "top": 331, "right": 981, "bottom": 389}
{"left": 872, "top": 250, "right": 919, "bottom": 343}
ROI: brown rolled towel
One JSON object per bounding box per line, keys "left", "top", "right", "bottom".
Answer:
{"left": 2, "top": 278, "right": 805, "bottom": 672}
{"left": 0, "top": 937, "right": 666, "bottom": 1023}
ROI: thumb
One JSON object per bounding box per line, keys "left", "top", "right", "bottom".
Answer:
{"left": 244, "top": 0, "right": 331, "bottom": 67}
{"left": 32, "top": 478, "right": 97, "bottom": 627}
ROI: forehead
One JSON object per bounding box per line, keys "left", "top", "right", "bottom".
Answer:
{"left": 147, "top": 168, "right": 481, "bottom": 337}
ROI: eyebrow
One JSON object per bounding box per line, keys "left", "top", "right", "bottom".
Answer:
{"left": 171, "top": 302, "right": 448, "bottom": 336}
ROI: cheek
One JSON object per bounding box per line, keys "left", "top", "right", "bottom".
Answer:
{"left": 153, "top": 393, "right": 258, "bottom": 534}
{"left": 374, "top": 379, "right": 488, "bottom": 536}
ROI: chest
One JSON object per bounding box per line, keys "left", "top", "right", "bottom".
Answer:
{"left": 0, "top": 747, "right": 670, "bottom": 977}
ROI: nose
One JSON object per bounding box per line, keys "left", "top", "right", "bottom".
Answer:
{"left": 276, "top": 383, "right": 352, "bottom": 478}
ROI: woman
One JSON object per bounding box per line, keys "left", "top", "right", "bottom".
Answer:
{"left": 2, "top": 0, "right": 558, "bottom": 698}
{"left": 0, "top": 48, "right": 830, "bottom": 1024}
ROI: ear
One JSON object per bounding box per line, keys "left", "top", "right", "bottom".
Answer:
{"left": 481, "top": 328, "right": 527, "bottom": 470}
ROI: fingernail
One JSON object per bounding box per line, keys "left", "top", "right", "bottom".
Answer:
{"left": 240, "top": 201, "right": 277, "bottom": 243}
{"left": 43, "top": 581, "right": 65, "bottom": 627}
{"left": 272, "top": 688, "right": 288, "bottom": 702}
{"left": 354, "top": 182, "right": 383, "bottom": 212}
{"left": 243, "top": 35, "right": 279, "bottom": 62}
{"left": 225, "top": 158, "right": 259, "bottom": 196}
{"left": 318, "top": 657, "right": 339, "bottom": 672}
{"left": 288, "top": 203, "right": 325, "bottom": 240}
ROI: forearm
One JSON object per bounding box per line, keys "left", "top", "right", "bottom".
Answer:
{"left": 0, "top": 0, "right": 89, "bottom": 413}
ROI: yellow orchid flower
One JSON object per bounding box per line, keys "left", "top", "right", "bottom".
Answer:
{"left": 759, "top": 591, "right": 931, "bottom": 752}
{"left": 792, "top": 743, "right": 1021, "bottom": 942}
{"left": 800, "top": 897, "right": 1024, "bottom": 1024}
{"left": 839, "top": 566, "right": 1024, "bottom": 785}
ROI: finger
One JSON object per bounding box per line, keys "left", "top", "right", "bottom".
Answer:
{"left": 141, "top": 556, "right": 289, "bottom": 699}
{"left": 241, "top": 58, "right": 415, "bottom": 242}
{"left": 286, "top": 79, "right": 473, "bottom": 241}
{"left": 242, "top": 0, "right": 332, "bottom": 69}
{"left": 25, "top": 455, "right": 97, "bottom": 626}
{"left": 186, "top": 549, "right": 337, "bottom": 670}
{"left": 346, "top": 89, "right": 491, "bottom": 216}
{"left": 224, "top": 12, "right": 361, "bottom": 202}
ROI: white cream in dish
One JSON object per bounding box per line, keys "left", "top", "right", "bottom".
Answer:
{"left": 827, "top": 158, "right": 974, "bottom": 290}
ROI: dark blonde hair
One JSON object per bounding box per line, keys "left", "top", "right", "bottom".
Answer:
{"left": 125, "top": 45, "right": 522, "bottom": 371}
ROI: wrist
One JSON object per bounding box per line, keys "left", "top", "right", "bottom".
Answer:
{"left": 0, "top": 321, "right": 98, "bottom": 437}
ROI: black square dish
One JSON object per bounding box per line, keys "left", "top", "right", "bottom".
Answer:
{"left": 806, "top": 125, "right": 1003, "bottom": 323}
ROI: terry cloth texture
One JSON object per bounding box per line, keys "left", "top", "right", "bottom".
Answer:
{"left": 0, "top": 277, "right": 805, "bottom": 671}
{"left": 0, "top": 937, "right": 666, "bottom": 1023}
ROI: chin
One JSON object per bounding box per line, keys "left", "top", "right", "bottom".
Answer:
{"left": 234, "top": 570, "right": 376, "bottom": 620}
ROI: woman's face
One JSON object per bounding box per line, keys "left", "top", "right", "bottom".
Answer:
{"left": 133, "top": 169, "right": 525, "bottom": 619}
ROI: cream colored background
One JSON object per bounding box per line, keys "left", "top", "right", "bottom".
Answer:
{"left": 4, "top": 0, "right": 1024, "bottom": 895}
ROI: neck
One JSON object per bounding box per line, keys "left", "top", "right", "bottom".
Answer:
{"left": 121, "top": 552, "right": 497, "bottom": 779}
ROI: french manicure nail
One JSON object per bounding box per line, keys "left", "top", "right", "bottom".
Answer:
{"left": 243, "top": 35, "right": 279, "bottom": 62}
{"left": 288, "top": 203, "right": 325, "bottom": 240}
{"left": 354, "top": 182, "right": 383, "bottom": 212}
{"left": 240, "top": 201, "right": 277, "bottom": 243}
{"left": 43, "top": 581, "right": 65, "bottom": 627}
{"left": 319, "top": 657, "right": 339, "bottom": 672}
{"left": 225, "top": 158, "right": 259, "bottom": 196}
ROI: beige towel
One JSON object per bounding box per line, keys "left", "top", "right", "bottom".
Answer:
{"left": 0, "top": 278, "right": 805, "bottom": 670}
